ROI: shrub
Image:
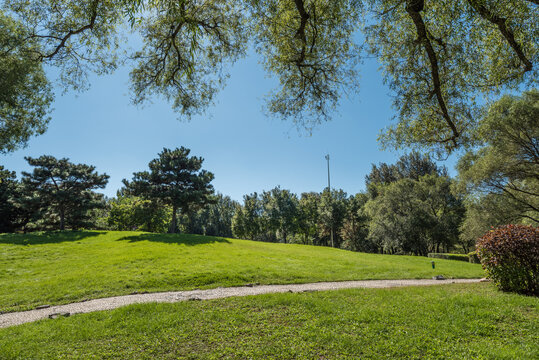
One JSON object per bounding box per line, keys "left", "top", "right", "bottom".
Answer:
{"left": 467, "top": 251, "right": 480, "bottom": 264}
{"left": 476, "top": 224, "right": 538, "bottom": 296}
{"left": 427, "top": 253, "right": 469, "bottom": 262}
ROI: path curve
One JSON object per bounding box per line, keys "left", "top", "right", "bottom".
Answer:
{"left": 0, "top": 278, "right": 482, "bottom": 328}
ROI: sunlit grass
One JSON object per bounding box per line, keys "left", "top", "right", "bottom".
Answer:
{"left": 0, "top": 231, "right": 483, "bottom": 312}
{"left": 1, "top": 283, "right": 537, "bottom": 359}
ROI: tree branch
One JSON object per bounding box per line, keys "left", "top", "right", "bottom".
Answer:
{"left": 405, "top": 0, "right": 459, "bottom": 145}
{"left": 467, "top": 0, "right": 533, "bottom": 72}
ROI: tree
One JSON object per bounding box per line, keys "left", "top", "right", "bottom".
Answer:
{"left": 187, "top": 193, "right": 238, "bottom": 237}
{"left": 0, "top": 11, "right": 53, "bottom": 153}
{"left": 340, "top": 192, "right": 371, "bottom": 252}
{"left": 3, "top": 1, "right": 536, "bottom": 152}
{"left": 297, "top": 192, "right": 321, "bottom": 244}
{"left": 232, "top": 192, "right": 262, "bottom": 240}
{"left": 365, "top": 174, "right": 463, "bottom": 255}
{"left": 21, "top": 155, "right": 109, "bottom": 230}
{"left": 317, "top": 188, "right": 348, "bottom": 247}
{"left": 365, "top": 151, "right": 446, "bottom": 197}
{"left": 456, "top": 90, "right": 539, "bottom": 226}
{"left": 123, "top": 147, "right": 215, "bottom": 233}
{"left": 261, "top": 187, "right": 299, "bottom": 243}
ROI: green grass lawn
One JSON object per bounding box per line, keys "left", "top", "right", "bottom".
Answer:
{"left": 1, "top": 283, "right": 537, "bottom": 359}
{"left": 0, "top": 231, "right": 483, "bottom": 312}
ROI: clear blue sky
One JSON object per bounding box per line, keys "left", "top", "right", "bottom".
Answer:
{"left": 1, "top": 47, "right": 459, "bottom": 201}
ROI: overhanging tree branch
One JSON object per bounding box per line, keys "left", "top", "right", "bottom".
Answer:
{"left": 405, "top": 0, "right": 459, "bottom": 145}
{"left": 467, "top": 0, "right": 533, "bottom": 72}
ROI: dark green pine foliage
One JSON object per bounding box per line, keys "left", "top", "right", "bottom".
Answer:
{"left": 22, "top": 156, "right": 109, "bottom": 230}
{"left": 124, "top": 147, "right": 215, "bottom": 233}
{"left": 0, "top": 166, "right": 18, "bottom": 232}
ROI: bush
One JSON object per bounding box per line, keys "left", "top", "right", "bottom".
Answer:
{"left": 477, "top": 224, "right": 538, "bottom": 296}
{"left": 467, "top": 251, "right": 480, "bottom": 264}
{"left": 427, "top": 253, "right": 469, "bottom": 262}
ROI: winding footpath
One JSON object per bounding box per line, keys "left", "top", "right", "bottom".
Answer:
{"left": 0, "top": 278, "right": 482, "bottom": 328}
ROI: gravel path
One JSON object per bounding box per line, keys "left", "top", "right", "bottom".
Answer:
{"left": 0, "top": 278, "right": 482, "bottom": 328}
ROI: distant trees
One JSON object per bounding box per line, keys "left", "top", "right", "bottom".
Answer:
{"left": 184, "top": 193, "right": 238, "bottom": 237}
{"left": 123, "top": 147, "right": 215, "bottom": 233}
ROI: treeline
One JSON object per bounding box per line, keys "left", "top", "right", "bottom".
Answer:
{"left": 231, "top": 152, "right": 463, "bottom": 255}
{"left": 0, "top": 91, "right": 537, "bottom": 256}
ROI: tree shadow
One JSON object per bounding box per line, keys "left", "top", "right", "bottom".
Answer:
{"left": 0, "top": 231, "right": 103, "bottom": 245}
{"left": 117, "top": 233, "right": 231, "bottom": 246}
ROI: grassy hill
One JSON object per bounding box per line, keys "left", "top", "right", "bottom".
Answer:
{"left": 0, "top": 231, "right": 483, "bottom": 312}
{"left": 1, "top": 283, "right": 537, "bottom": 359}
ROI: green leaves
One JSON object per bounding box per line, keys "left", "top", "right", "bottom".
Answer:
{"left": 0, "top": 11, "right": 53, "bottom": 153}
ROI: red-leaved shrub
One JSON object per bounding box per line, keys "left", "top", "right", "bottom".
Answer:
{"left": 477, "top": 224, "right": 538, "bottom": 296}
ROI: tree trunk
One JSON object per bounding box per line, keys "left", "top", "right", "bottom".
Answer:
{"left": 169, "top": 206, "right": 177, "bottom": 233}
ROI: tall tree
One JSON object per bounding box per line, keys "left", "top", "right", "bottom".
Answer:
{"left": 21, "top": 155, "right": 109, "bottom": 230}
{"left": 123, "top": 147, "right": 215, "bottom": 233}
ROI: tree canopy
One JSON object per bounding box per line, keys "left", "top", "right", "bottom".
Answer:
{"left": 1, "top": 1, "right": 536, "bottom": 153}
{"left": 21, "top": 155, "right": 109, "bottom": 230}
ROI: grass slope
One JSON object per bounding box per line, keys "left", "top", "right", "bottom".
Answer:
{"left": 1, "top": 283, "right": 537, "bottom": 359}
{"left": 0, "top": 231, "right": 483, "bottom": 312}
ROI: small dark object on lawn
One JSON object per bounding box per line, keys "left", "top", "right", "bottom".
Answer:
{"left": 48, "top": 312, "right": 70, "bottom": 319}
{"left": 188, "top": 297, "right": 201, "bottom": 301}
{"left": 431, "top": 261, "right": 435, "bottom": 269}
{"left": 35, "top": 305, "right": 51, "bottom": 310}
{"left": 433, "top": 275, "right": 445, "bottom": 280}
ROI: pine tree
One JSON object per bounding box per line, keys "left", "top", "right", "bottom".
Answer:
{"left": 123, "top": 147, "right": 215, "bottom": 233}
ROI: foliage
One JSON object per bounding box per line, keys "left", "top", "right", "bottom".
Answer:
{"left": 457, "top": 90, "right": 539, "bottom": 228}
{"left": 2, "top": 1, "right": 537, "bottom": 152}
{"left": 296, "top": 192, "right": 321, "bottom": 245}
{"left": 476, "top": 224, "right": 539, "bottom": 295}
{"left": 123, "top": 147, "right": 215, "bottom": 233}
{"left": 317, "top": 188, "right": 348, "bottom": 247}
{"left": 0, "top": 11, "right": 53, "bottom": 153}
{"left": 184, "top": 193, "right": 237, "bottom": 237}
{"left": 427, "top": 253, "right": 469, "bottom": 262}
{"left": 0, "top": 231, "right": 483, "bottom": 312}
{"left": 108, "top": 195, "right": 172, "bottom": 233}
{"left": 365, "top": 151, "right": 447, "bottom": 198}
{"left": 366, "top": 0, "right": 538, "bottom": 155}
{"left": 261, "top": 187, "right": 299, "bottom": 243}
{"left": 0, "top": 166, "right": 18, "bottom": 232}
{"left": 21, "top": 155, "right": 109, "bottom": 230}
{"left": 365, "top": 174, "right": 463, "bottom": 255}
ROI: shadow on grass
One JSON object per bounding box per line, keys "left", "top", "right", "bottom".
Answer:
{"left": 0, "top": 231, "right": 103, "bottom": 245}
{"left": 117, "top": 233, "right": 231, "bottom": 246}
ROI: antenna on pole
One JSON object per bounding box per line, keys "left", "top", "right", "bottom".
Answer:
{"left": 325, "top": 153, "right": 334, "bottom": 248}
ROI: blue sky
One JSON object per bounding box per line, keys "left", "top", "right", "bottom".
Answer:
{"left": 1, "top": 48, "right": 459, "bottom": 201}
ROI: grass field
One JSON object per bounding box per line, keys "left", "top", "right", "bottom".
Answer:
{"left": 1, "top": 283, "right": 537, "bottom": 359}
{"left": 0, "top": 231, "right": 483, "bottom": 312}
